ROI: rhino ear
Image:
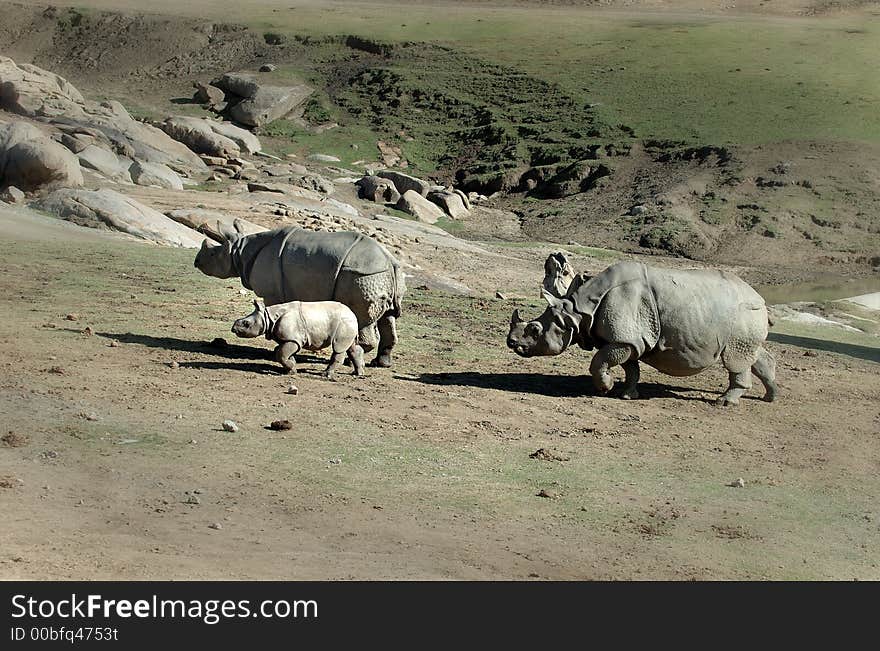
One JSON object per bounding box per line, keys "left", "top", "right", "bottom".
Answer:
{"left": 541, "top": 288, "right": 563, "bottom": 308}
{"left": 511, "top": 308, "right": 522, "bottom": 325}
{"left": 252, "top": 298, "right": 260, "bottom": 309}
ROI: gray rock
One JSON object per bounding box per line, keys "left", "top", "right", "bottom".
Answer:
{"left": 208, "top": 120, "right": 261, "bottom": 155}
{"left": 36, "top": 188, "right": 205, "bottom": 247}
{"left": 77, "top": 144, "right": 131, "bottom": 182}
{"left": 0, "top": 121, "right": 83, "bottom": 190}
{"left": 193, "top": 82, "right": 225, "bottom": 109}
{"left": 308, "top": 153, "right": 341, "bottom": 163}
{"left": 165, "top": 209, "right": 265, "bottom": 241}
{"left": 129, "top": 160, "right": 184, "bottom": 190}
{"left": 0, "top": 56, "right": 85, "bottom": 117}
{"left": 396, "top": 189, "right": 445, "bottom": 224}
{"left": 377, "top": 170, "right": 430, "bottom": 196}
{"left": 356, "top": 175, "right": 401, "bottom": 204}
{"left": 159, "top": 116, "right": 242, "bottom": 158}
{"left": 259, "top": 64, "right": 278, "bottom": 73}
{"left": 629, "top": 204, "right": 647, "bottom": 216}
{"left": 292, "top": 174, "right": 334, "bottom": 194}
{"left": 1, "top": 185, "right": 26, "bottom": 203}
{"left": 221, "top": 420, "right": 238, "bottom": 433}
{"left": 427, "top": 189, "right": 469, "bottom": 219}
{"left": 214, "top": 72, "right": 313, "bottom": 128}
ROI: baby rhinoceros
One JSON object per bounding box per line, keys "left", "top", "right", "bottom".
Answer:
{"left": 232, "top": 299, "right": 365, "bottom": 378}
{"left": 508, "top": 261, "right": 778, "bottom": 406}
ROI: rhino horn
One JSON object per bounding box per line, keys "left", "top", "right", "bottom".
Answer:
{"left": 511, "top": 308, "right": 522, "bottom": 325}
{"left": 233, "top": 218, "right": 246, "bottom": 235}
{"left": 200, "top": 238, "right": 211, "bottom": 251}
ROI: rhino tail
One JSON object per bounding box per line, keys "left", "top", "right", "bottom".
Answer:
{"left": 389, "top": 262, "right": 406, "bottom": 318}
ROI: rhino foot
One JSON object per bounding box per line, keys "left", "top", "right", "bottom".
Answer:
{"left": 368, "top": 355, "right": 392, "bottom": 368}
{"left": 620, "top": 388, "right": 639, "bottom": 400}
{"left": 715, "top": 395, "right": 740, "bottom": 407}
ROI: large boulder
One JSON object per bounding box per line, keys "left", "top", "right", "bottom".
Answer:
{"left": 77, "top": 145, "right": 132, "bottom": 182}
{"left": 193, "top": 82, "right": 225, "bottom": 110}
{"left": 213, "top": 72, "right": 313, "bottom": 128}
{"left": 36, "top": 188, "right": 204, "bottom": 247}
{"left": 129, "top": 160, "right": 184, "bottom": 190}
{"left": 356, "top": 175, "right": 401, "bottom": 204}
{"left": 427, "top": 189, "right": 469, "bottom": 219}
{"left": 377, "top": 170, "right": 430, "bottom": 197}
{"left": 0, "top": 121, "right": 83, "bottom": 190}
{"left": 207, "top": 120, "right": 261, "bottom": 155}
{"left": 158, "top": 117, "right": 242, "bottom": 158}
{"left": 396, "top": 189, "right": 445, "bottom": 224}
{"left": 0, "top": 56, "right": 85, "bottom": 117}
{"left": 165, "top": 209, "right": 265, "bottom": 242}
{"left": 1, "top": 58, "right": 206, "bottom": 176}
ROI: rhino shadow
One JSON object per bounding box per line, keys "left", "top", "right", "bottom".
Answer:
{"left": 403, "top": 372, "right": 714, "bottom": 402}
{"left": 179, "top": 361, "right": 280, "bottom": 375}
{"left": 768, "top": 332, "right": 879, "bottom": 363}
{"left": 97, "top": 331, "right": 328, "bottom": 365}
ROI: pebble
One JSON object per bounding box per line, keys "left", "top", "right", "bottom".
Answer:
{"left": 270, "top": 419, "right": 293, "bottom": 431}
{"left": 286, "top": 385, "right": 299, "bottom": 395}
{"left": 108, "top": 340, "right": 119, "bottom": 347}
{"left": 65, "top": 314, "right": 78, "bottom": 321}
{"left": 208, "top": 523, "right": 223, "bottom": 530}
{"left": 495, "top": 291, "right": 507, "bottom": 300}
{"left": 328, "top": 458, "right": 342, "bottom": 465}
{"left": 222, "top": 420, "right": 239, "bottom": 432}
{"left": 168, "top": 361, "right": 180, "bottom": 369}
{"left": 728, "top": 477, "right": 746, "bottom": 488}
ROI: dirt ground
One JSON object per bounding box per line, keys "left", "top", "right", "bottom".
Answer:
{"left": 0, "top": 0, "right": 878, "bottom": 580}
{"left": 0, "top": 206, "right": 878, "bottom": 580}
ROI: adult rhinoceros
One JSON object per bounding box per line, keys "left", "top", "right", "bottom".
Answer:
{"left": 195, "top": 221, "right": 405, "bottom": 367}
{"left": 507, "top": 260, "right": 777, "bottom": 406}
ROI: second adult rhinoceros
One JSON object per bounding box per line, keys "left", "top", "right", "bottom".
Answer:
{"left": 195, "top": 221, "right": 405, "bottom": 367}
{"left": 507, "top": 260, "right": 777, "bottom": 406}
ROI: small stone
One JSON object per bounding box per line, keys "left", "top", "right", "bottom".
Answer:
{"left": 328, "top": 458, "right": 342, "bottom": 465}
{"left": 536, "top": 489, "right": 559, "bottom": 499}
{"left": 269, "top": 419, "right": 293, "bottom": 431}
{"left": 188, "top": 439, "right": 197, "bottom": 444}
{"left": 48, "top": 366, "right": 65, "bottom": 375}
{"left": 728, "top": 478, "right": 746, "bottom": 488}
{"left": 82, "top": 326, "right": 93, "bottom": 336}
{"left": 222, "top": 420, "right": 239, "bottom": 432}
{"left": 80, "top": 412, "right": 99, "bottom": 421}
{"left": 629, "top": 205, "right": 647, "bottom": 216}
{"left": 208, "top": 522, "right": 223, "bottom": 530}
{"left": 259, "top": 63, "right": 277, "bottom": 72}
{"left": 495, "top": 291, "right": 507, "bottom": 300}
{"left": 803, "top": 350, "right": 818, "bottom": 357}
{"left": 65, "top": 313, "right": 78, "bottom": 321}
{"left": 168, "top": 361, "right": 180, "bottom": 369}
{"left": 238, "top": 289, "right": 248, "bottom": 295}
{"left": 108, "top": 340, "right": 119, "bottom": 347}
{"left": 185, "top": 495, "right": 201, "bottom": 505}
{"left": 286, "top": 385, "right": 299, "bottom": 395}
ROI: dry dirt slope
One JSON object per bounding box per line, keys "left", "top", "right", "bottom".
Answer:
{"left": 0, "top": 208, "right": 878, "bottom": 580}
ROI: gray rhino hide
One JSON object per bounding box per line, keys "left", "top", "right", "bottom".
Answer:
{"left": 231, "top": 227, "right": 399, "bottom": 311}
{"left": 568, "top": 260, "right": 767, "bottom": 373}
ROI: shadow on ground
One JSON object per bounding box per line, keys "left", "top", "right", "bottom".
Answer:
{"left": 401, "top": 371, "right": 718, "bottom": 402}
{"left": 770, "top": 332, "right": 879, "bottom": 363}
{"left": 98, "top": 331, "right": 329, "bottom": 366}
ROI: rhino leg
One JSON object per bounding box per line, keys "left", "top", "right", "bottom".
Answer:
{"left": 716, "top": 370, "right": 752, "bottom": 406}
{"left": 751, "top": 346, "right": 778, "bottom": 402}
{"left": 347, "top": 343, "right": 365, "bottom": 376}
{"left": 275, "top": 341, "right": 300, "bottom": 374}
{"left": 324, "top": 351, "right": 346, "bottom": 380}
{"left": 590, "top": 343, "right": 637, "bottom": 395}
{"left": 621, "top": 360, "right": 640, "bottom": 400}
{"left": 369, "top": 315, "right": 397, "bottom": 368}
